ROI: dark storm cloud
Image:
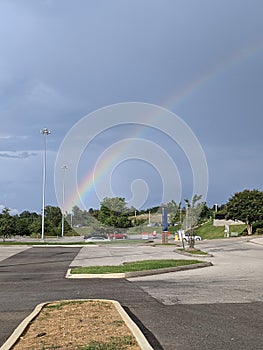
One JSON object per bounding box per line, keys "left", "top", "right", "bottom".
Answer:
{"left": 0, "top": 0, "right": 262, "bottom": 212}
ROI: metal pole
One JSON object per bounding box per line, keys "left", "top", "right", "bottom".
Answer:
{"left": 40, "top": 128, "right": 51, "bottom": 240}
{"left": 61, "top": 165, "right": 68, "bottom": 237}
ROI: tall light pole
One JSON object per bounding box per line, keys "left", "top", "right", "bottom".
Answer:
{"left": 40, "top": 128, "right": 51, "bottom": 240}
{"left": 61, "top": 165, "right": 68, "bottom": 237}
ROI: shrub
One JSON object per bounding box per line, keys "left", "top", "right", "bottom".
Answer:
{"left": 255, "top": 228, "right": 263, "bottom": 235}
{"left": 252, "top": 221, "right": 263, "bottom": 233}
{"left": 215, "top": 213, "right": 226, "bottom": 220}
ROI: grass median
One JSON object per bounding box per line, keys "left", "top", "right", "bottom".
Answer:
{"left": 178, "top": 248, "right": 209, "bottom": 255}
{"left": 71, "top": 259, "right": 203, "bottom": 274}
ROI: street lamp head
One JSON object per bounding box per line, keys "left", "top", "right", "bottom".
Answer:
{"left": 40, "top": 128, "right": 51, "bottom": 135}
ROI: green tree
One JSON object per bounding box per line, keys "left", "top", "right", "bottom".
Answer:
{"left": 98, "top": 197, "right": 132, "bottom": 228}
{"left": 0, "top": 207, "right": 16, "bottom": 241}
{"left": 215, "top": 204, "right": 227, "bottom": 220}
{"left": 45, "top": 206, "right": 62, "bottom": 227}
{"left": 19, "top": 210, "right": 31, "bottom": 219}
{"left": 71, "top": 205, "right": 94, "bottom": 226}
{"left": 58, "top": 218, "right": 73, "bottom": 236}
{"left": 42, "top": 206, "right": 62, "bottom": 236}
{"left": 88, "top": 208, "right": 100, "bottom": 219}
{"left": 72, "top": 205, "right": 83, "bottom": 225}
{"left": 184, "top": 195, "right": 203, "bottom": 248}
{"left": 199, "top": 203, "right": 214, "bottom": 221}
{"left": 17, "top": 211, "right": 40, "bottom": 236}
{"left": 167, "top": 200, "right": 180, "bottom": 223}
{"left": 29, "top": 216, "right": 42, "bottom": 237}
{"left": 15, "top": 218, "right": 31, "bottom": 236}
{"left": 226, "top": 189, "right": 263, "bottom": 235}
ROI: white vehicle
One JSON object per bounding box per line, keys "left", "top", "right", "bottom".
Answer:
{"left": 177, "top": 230, "right": 202, "bottom": 242}
{"left": 183, "top": 234, "right": 201, "bottom": 242}
{"left": 85, "top": 236, "right": 110, "bottom": 242}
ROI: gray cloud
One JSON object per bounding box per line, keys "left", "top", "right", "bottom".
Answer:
{"left": 0, "top": 151, "right": 37, "bottom": 159}
{"left": 0, "top": 0, "right": 262, "bottom": 212}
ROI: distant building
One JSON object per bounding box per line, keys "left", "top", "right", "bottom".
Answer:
{"left": 213, "top": 219, "right": 244, "bottom": 227}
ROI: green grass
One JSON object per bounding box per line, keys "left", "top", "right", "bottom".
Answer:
{"left": 178, "top": 248, "right": 208, "bottom": 255}
{"left": 194, "top": 220, "right": 245, "bottom": 239}
{"left": 79, "top": 335, "right": 136, "bottom": 350}
{"left": 154, "top": 242, "right": 179, "bottom": 246}
{"left": 44, "top": 300, "right": 110, "bottom": 311}
{"left": 44, "top": 300, "right": 86, "bottom": 310}
{"left": 71, "top": 259, "right": 202, "bottom": 274}
{"left": 73, "top": 227, "right": 93, "bottom": 236}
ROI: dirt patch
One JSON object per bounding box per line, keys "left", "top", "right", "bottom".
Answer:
{"left": 12, "top": 300, "right": 141, "bottom": 350}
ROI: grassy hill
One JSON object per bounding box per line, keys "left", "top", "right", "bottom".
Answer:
{"left": 195, "top": 220, "right": 245, "bottom": 239}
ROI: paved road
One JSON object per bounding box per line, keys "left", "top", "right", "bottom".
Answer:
{"left": 0, "top": 240, "right": 262, "bottom": 350}
{"left": 0, "top": 246, "right": 164, "bottom": 349}
{"left": 129, "top": 239, "right": 263, "bottom": 304}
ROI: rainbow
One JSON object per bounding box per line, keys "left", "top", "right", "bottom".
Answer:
{"left": 73, "top": 145, "right": 124, "bottom": 210}
{"left": 164, "top": 37, "right": 263, "bottom": 108}
{"left": 64, "top": 38, "right": 263, "bottom": 212}
{"left": 64, "top": 128, "right": 142, "bottom": 212}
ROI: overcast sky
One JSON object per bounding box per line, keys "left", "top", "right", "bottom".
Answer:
{"left": 0, "top": 0, "right": 263, "bottom": 214}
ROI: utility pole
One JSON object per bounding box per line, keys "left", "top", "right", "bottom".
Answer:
{"left": 40, "top": 128, "right": 51, "bottom": 240}
{"left": 61, "top": 165, "right": 68, "bottom": 237}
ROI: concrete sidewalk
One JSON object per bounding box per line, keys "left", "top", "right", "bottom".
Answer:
{"left": 250, "top": 237, "right": 263, "bottom": 245}
{"left": 0, "top": 246, "right": 31, "bottom": 263}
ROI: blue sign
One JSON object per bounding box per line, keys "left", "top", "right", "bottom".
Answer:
{"left": 162, "top": 206, "right": 168, "bottom": 231}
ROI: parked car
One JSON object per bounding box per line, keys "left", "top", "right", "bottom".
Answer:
{"left": 85, "top": 236, "right": 110, "bottom": 242}
{"left": 109, "top": 233, "right": 128, "bottom": 240}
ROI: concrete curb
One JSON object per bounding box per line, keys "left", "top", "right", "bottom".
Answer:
{"left": 0, "top": 302, "right": 45, "bottom": 350}
{"left": 66, "top": 261, "right": 213, "bottom": 279}
{"left": 249, "top": 238, "right": 263, "bottom": 246}
{"left": 174, "top": 249, "right": 214, "bottom": 258}
{"left": 0, "top": 299, "right": 154, "bottom": 350}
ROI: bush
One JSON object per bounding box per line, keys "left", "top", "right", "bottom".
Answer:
{"left": 255, "top": 228, "right": 263, "bottom": 235}
{"left": 252, "top": 221, "right": 263, "bottom": 233}
{"left": 215, "top": 213, "right": 226, "bottom": 220}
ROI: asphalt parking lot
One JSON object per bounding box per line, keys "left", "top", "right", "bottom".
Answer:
{"left": 0, "top": 238, "right": 262, "bottom": 350}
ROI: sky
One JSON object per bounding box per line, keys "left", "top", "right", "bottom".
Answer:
{"left": 0, "top": 0, "right": 263, "bottom": 215}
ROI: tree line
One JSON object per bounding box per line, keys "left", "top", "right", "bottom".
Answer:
{"left": 0, "top": 206, "right": 72, "bottom": 241}
{"left": 1, "top": 189, "right": 263, "bottom": 240}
